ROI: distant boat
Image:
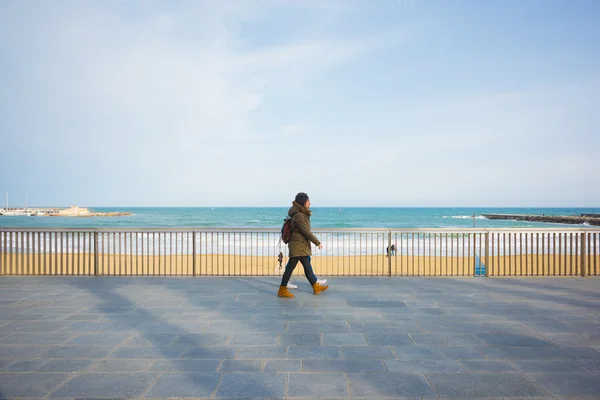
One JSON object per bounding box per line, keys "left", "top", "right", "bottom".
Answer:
{"left": 0, "top": 193, "right": 35, "bottom": 216}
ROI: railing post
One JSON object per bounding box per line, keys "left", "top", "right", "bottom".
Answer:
{"left": 485, "top": 230, "right": 489, "bottom": 277}
{"left": 0, "top": 228, "right": 3, "bottom": 276}
{"left": 388, "top": 230, "right": 392, "bottom": 277}
{"left": 192, "top": 230, "right": 197, "bottom": 277}
{"left": 581, "top": 231, "right": 586, "bottom": 277}
{"left": 94, "top": 230, "right": 98, "bottom": 277}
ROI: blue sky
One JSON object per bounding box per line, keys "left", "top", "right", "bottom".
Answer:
{"left": 1, "top": 0, "right": 598, "bottom": 207}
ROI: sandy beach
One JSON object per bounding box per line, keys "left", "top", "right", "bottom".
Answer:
{"left": 2, "top": 252, "right": 598, "bottom": 276}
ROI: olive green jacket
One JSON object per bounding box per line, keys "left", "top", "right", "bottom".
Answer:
{"left": 288, "top": 201, "right": 321, "bottom": 257}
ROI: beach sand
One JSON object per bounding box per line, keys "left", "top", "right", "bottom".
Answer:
{"left": 1, "top": 252, "right": 598, "bottom": 276}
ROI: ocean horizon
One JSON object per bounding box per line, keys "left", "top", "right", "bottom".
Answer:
{"left": 1, "top": 207, "right": 599, "bottom": 229}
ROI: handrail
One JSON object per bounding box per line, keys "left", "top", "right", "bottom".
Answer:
{"left": 1, "top": 227, "right": 599, "bottom": 232}
{"left": 0, "top": 227, "right": 598, "bottom": 277}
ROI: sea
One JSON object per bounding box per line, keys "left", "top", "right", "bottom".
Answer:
{"left": 1, "top": 207, "right": 598, "bottom": 229}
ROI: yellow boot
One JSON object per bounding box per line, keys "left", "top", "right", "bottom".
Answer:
{"left": 312, "top": 282, "right": 329, "bottom": 295}
{"left": 278, "top": 285, "right": 294, "bottom": 298}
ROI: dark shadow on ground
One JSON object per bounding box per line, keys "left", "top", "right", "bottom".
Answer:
{"left": 64, "top": 277, "right": 283, "bottom": 399}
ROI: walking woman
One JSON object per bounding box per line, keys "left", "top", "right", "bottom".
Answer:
{"left": 278, "top": 192, "right": 329, "bottom": 298}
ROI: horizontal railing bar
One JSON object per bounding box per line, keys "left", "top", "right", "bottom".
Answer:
{"left": 2, "top": 227, "right": 599, "bottom": 233}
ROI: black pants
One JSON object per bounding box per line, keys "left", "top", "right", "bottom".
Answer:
{"left": 280, "top": 256, "right": 317, "bottom": 287}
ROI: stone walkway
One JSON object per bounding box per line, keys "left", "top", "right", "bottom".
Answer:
{"left": 1, "top": 276, "right": 600, "bottom": 399}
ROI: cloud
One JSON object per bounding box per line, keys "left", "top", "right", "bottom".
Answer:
{"left": 0, "top": 1, "right": 597, "bottom": 207}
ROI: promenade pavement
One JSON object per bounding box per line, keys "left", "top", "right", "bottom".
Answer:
{"left": 1, "top": 276, "right": 600, "bottom": 399}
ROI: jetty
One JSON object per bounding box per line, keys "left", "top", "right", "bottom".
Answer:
{"left": 0, "top": 206, "right": 130, "bottom": 217}
{"left": 482, "top": 213, "right": 600, "bottom": 226}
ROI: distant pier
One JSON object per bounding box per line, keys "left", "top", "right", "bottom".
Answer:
{"left": 482, "top": 214, "right": 600, "bottom": 226}
{"left": 0, "top": 206, "right": 130, "bottom": 217}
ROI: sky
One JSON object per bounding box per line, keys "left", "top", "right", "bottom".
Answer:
{"left": 1, "top": 0, "right": 599, "bottom": 207}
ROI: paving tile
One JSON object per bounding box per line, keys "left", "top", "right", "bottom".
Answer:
{"left": 206, "top": 321, "right": 287, "bottom": 332}
{"left": 0, "top": 314, "right": 41, "bottom": 321}
{"left": 417, "top": 321, "right": 489, "bottom": 334}
{"left": 346, "top": 301, "right": 407, "bottom": 308}
{"left": 510, "top": 359, "right": 592, "bottom": 372}
{"left": 278, "top": 333, "right": 321, "bottom": 346}
{"left": 557, "top": 346, "right": 600, "bottom": 359}
{"left": 144, "top": 372, "right": 221, "bottom": 398}
{"left": 524, "top": 372, "right": 600, "bottom": 397}
{"left": 542, "top": 333, "right": 599, "bottom": 346}
{"left": 276, "top": 313, "right": 328, "bottom": 321}
{"left": 0, "top": 321, "right": 69, "bottom": 332}
{"left": 476, "top": 346, "right": 573, "bottom": 360}
{"left": 235, "top": 345, "right": 286, "bottom": 359}
{"left": 50, "top": 372, "right": 158, "bottom": 398}
{"left": 149, "top": 359, "right": 221, "bottom": 372}
{"left": 125, "top": 332, "right": 178, "bottom": 345}
{"left": 38, "top": 359, "right": 95, "bottom": 372}
{"left": 524, "top": 320, "right": 580, "bottom": 333}
{"left": 475, "top": 332, "right": 554, "bottom": 346}
{"left": 287, "top": 321, "right": 349, "bottom": 333}
{"left": 579, "top": 359, "right": 600, "bottom": 372}
{"left": 326, "top": 313, "right": 356, "bottom": 321}
{"left": 42, "top": 345, "right": 115, "bottom": 359}
{"left": 0, "top": 346, "right": 53, "bottom": 358}
{"left": 341, "top": 346, "right": 396, "bottom": 359}
{"left": 480, "top": 321, "right": 537, "bottom": 333}
{"left": 303, "top": 359, "right": 387, "bottom": 372}
{"left": 109, "top": 345, "right": 187, "bottom": 359}
{"left": 183, "top": 346, "right": 241, "bottom": 359}
{"left": 288, "top": 372, "right": 350, "bottom": 397}
{"left": 0, "top": 332, "right": 75, "bottom": 345}
{"left": 227, "top": 333, "right": 278, "bottom": 345}
{"left": 288, "top": 346, "right": 342, "bottom": 359}
{"left": 171, "top": 333, "right": 229, "bottom": 346}
{"left": 134, "top": 321, "right": 185, "bottom": 332}
{"left": 392, "top": 345, "right": 441, "bottom": 360}
{"left": 58, "top": 321, "right": 139, "bottom": 332}
{"left": 322, "top": 333, "right": 367, "bottom": 346}
{"left": 63, "top": 332, "right": 132, "bottom": 345}
{"left": 434, "top": 346, "right": 486, "bottom": 359}
{"left": 215, "top": 372, "right": 286, "bottom": 398}
{"left": 426, "top": 372, "right": 549, "bottom": 397}
{"left": 347, "top": 373, "right": 437, "bottom": 398}
{"left": 349, "top": 322, "right": 423, "bottom": 333}
{"left": 385, "top": 359, "right": 463, "bottom": 373}
{"left": 263, "top": 359, "right": 302, "bottom": 372}
{"left": 410, "top": 333, "right": 486, "bottom": 346}
{"left": 0, "top": 372, "right": 70, "bottom": 397}
{"left": 91, "top": 359, "right": 154, "bottom": 371}
{"left": 458, "top": 359, "right": 518, "bottom": 372}
{"left": 1, "top": 358, "right": 48, "bottom": 371}
{"left": 219, "top": 359, "right": 263, "bottom": 372}
{"left": 364, "top": 333, "right": 412, "bottom": 346}
{"left": 415, "top": 307, "right": 448, "bottom": 315}
{"left": 64, "top": 313, "right": 105, "bottom": 321}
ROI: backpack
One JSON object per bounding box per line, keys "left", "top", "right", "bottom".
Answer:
{"left": 280, "top": 216, "right": 292, "bottom": 244}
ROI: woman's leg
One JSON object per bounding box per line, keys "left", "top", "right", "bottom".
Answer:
{"left": 298, "top": 256, "right": 317, "bottom": 285}
{"left": 280, "top": 257, "right": 299, "bottom": 287}
{"left": 304, "top": 256, "right": 318, "bottom": 282}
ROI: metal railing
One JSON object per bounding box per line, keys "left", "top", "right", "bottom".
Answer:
{"left": 0, "top": 228, "right": 598, "bottom": 277}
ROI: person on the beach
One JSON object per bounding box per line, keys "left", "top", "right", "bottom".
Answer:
{"left": 277, "top": 251, "right": 283, "bottom": 267}
{"left": 278, "top": 192, "right": 329, "bottom": 298}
